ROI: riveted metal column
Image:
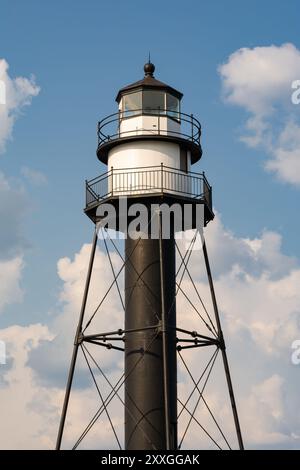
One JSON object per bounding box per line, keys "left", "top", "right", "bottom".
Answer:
{"left": 124, "top": 225, "right": 177, "bottom": 450}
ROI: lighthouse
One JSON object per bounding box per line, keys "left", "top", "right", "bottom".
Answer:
{"left": 56, "top": 61, "right": 243, "bottom": 451}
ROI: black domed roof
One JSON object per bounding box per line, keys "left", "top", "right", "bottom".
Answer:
{"left": 115, "top": 62, "right": 183, "bottom": 103}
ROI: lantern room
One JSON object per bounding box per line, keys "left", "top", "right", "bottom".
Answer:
{"left": 85, "top": 61, "right": 213, "bottom": 215}
{"left": 116, "top": 61, "right": 182, "bottom": 142}
{"left": 96, "top": 62, "right": 202, "bottom": 169}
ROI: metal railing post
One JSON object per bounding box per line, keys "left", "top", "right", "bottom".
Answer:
{"left": 191, "top": 114, "right": 194, "bottom": 141}
{"left": 85, "top": 166, "right": 212, "bottom": 208}
{"left": 96, "top": 110, "right": 202, "bottom": 147}
{"left": 158, "top": 106, "right": 161, "bottom": 135}
{"left": 203, "top": 172, "right": 207, "bottom": 206}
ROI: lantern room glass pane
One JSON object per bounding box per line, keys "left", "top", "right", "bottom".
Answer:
{"left": 143, "top": 90, "right": 165, "bottom": 114}
{"left": 166, "top": 93, "right": 180, "bottom": 120}
{"left": 122, "top": 92, "right": 142, "bottom": 116}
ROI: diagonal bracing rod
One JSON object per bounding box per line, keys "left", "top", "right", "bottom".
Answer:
{"left": 55, "top": 227, "right": 98, "bottom": 450}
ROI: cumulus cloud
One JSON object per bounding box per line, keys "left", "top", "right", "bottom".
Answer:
{"left": 0, "top": 214, "right": 299, "bottom": 449}
{"left": 219, "top": 43, "right": 300, "bottom": 186}
{"left": 239, "top": 375, "right": 289, "bottom": 446}
{"left": 219, "top": 43, "right": 300, "bottom": 115}
{"left": 0, "top": 324, "right": 57, "bottom": 449}
{"left": 0, "top": 60, "right": 39, "bottom": 259}
{"left": 0, "top": 172, "right": 29, "bottom": 260}
{"left": 29, "top": 242, "right": 124, "bottom": 388}
{"left": 0, "top": 232, "right": 124, "bottom": 448}
{"left": 0, "top": 172, "right": 26, "bottom": 315}
{"left": 0, "top": 58, "right": 40, "bottom": 153}
{"left": 0, "top": 323, "right": 122, "bottom": 449}
{"left": 0, "top": 321, "right": 124, "bottom": 449}
{"left": 264, "top": 120, "right": 300, "bottom": 185}
{"left": 23, "top": 218, "right": 300, "bottom": 449}
{"left": 0, "top": 256, "right": 24, "bottom": 314}
{"left": 174, "top": 216, "right": 300, "bottom": 448}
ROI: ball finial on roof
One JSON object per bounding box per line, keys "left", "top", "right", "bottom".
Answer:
{"left": 144, "top": 61, "right": 155, "bottom": 77}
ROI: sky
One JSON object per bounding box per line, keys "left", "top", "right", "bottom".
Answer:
{"left": 0, "top": 0, "right": 300, "bottom": 449}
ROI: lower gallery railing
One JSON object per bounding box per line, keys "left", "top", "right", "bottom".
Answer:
{"left": 86, "top": 165, "right": 212, "bottom": 211}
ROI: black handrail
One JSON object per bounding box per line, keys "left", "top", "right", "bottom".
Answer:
{"left": 85, "top": 165, "right": 212, "bottom": 211}
{"left": 97, "top": 109, "right": 201, "bottom": 149}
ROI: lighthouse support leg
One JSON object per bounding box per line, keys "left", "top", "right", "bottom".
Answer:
{"left": 201, "top": 235, "right": 244, "bottom": 450}
{"left": 159, "top": 211, "right": 171, "bottom": 450}
{"left": 56, "top": 228, "right": 98, "bottom": 450}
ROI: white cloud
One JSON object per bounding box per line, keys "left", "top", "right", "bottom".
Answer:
{"left": 185, "top": 213, "right": 297, "bottom": 280}
{"left": 29, "top": 243, "right": 124, "bottom": 387}
{"left": 0, "top": 324, "right": 57, "bottom": 449}
{"left": 0, "top": 58, "right": 40, "bottom": 153}
{"left": 265, "top": 121, "right": 300, "bottom": 185}
{"left": 21, "top": 166, "right": 47, "bottom": 186}
{"left": 0, "top": 237, "right": 125, "bottom": 449}
{"left": 1, "top": 216, "right": 300, "bottom": 449}
{"left": 240, "top": 375, "right": 289, "bottom": 446}
{"left": 0, "top": 257, "right": 23, "bottom": 314}
{"left": 0, "top": 176, "right": 25, "bottom": 312}
{"left": 176, "top": 216, "right": 300, "bottom": 448}
{"left": 219, "top": 43, "right": 300, "bottom": 115}
{"left": 0, "top": 171, "right": 29, "bottom": 260}
{"left": 0, "top": 322, "right": 124, "bottom": 449}
{"left": 219, "top": 43, "right": 300, "bottom": 186}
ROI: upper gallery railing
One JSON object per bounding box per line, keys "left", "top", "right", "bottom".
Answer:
{"left": 97, "top": 109, "right": 201, "bottom": 150}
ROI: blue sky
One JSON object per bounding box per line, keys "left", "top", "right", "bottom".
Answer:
{"left": 0, "top": 0, "right": 299, "bottom": 327}
{"left": 1, "top": 0, "right": 300, "bottom": 449}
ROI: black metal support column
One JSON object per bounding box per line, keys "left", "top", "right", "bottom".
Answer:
{"left": 56, "top": 228, "right": 98, "bottom": 450}
{"left": 124, "top": 227, "right": 177, "bottom": 450}
{"left": 201, "top": 235, "right": 244, "bottom": 450}
{"left": 159, "top": 211, "right": 171, "bottom": 450}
